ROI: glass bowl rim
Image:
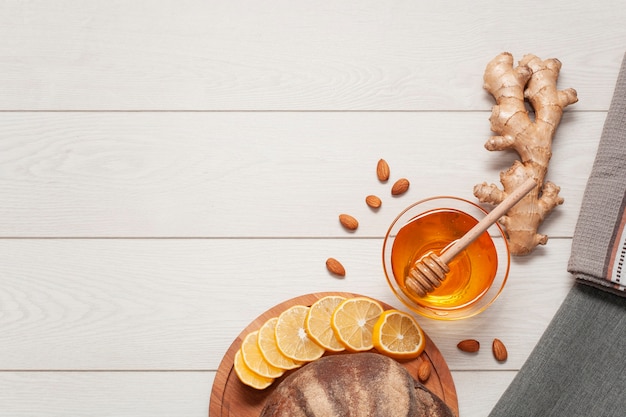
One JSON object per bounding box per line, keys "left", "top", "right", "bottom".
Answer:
{"left": 382, "top": 195, "right": 511, "bottom": 320}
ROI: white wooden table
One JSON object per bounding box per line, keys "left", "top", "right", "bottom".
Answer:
{"left": 1, "top": 1, "right": 624, "bottom": 416}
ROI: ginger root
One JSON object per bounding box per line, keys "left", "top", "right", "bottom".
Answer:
{"left": 474, "top": 52, "right": 578, "bottom": 255}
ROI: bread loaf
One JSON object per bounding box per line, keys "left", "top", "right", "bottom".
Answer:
{"left": 259, "top": 352, "right": 454, "bottom": 417}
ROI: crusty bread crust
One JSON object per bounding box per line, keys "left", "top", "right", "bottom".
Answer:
{"left": 259, "top": 352, "right": 454, "bottom": 417}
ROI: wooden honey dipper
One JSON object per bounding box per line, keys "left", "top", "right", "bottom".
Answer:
{"left": 405, "top": 177, "right": 537, "bottom": 298}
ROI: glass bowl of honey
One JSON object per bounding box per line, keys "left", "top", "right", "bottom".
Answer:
{"left": 382, "top": 196, "right": 510, "bottom": 320}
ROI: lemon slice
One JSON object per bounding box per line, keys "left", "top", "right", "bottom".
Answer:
{"left": 258, "top": 317, "right": 303, "bottom": 370}
{"left": 233, "top": 349, "right": 274, "bottom": 390}
{"left": 372, "top": 309, "right": 426, "bottom": 360}
{"left": 305, "top": 295, "right": 346, "bottom": 352}
{"left": 275, "top": 305, "right": 325, "bottom": 362}
{"left": 241, "top": 331, "right": 285, "bottom": 378}
{"left": 330, "top": 297, "right": 383, "bottom": 352}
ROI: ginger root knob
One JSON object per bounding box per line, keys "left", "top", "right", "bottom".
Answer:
{"left": 475, "top": 53, "right": 577, "bottom": 255}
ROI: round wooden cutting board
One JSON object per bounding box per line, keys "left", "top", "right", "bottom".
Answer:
{"left": 209, "top": 292, "right": 459, "bottom": 417}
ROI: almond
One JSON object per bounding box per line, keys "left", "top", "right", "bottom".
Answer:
{"left": 417, "top": 360, "right": 431, "bottom": 383}
{"left": 365, "top": 195, "right": 382, "bottom": 209}
{"left": 391, "top": 178, "right": 410, "bottom": 196}
{"left": 376, "top": 159, "right": 390, "bottom": 182}
{"left": 325, "top": 258, "right": 346, "bottom": 277}
{"left": 457, "top": 339, "right": 480, "bottom": 353}
{"left": 338, "top": 214, "right": 358, "bottom": 231}
{"left": 492, "top": 338, "right": 508, "bottom": 362}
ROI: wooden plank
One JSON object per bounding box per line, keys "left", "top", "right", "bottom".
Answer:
{"left": 0, "top": 111, "right": 601, "bottom": 237}
{"left": 452, "top": 370, "right": 517, "bottom": 417}
{"left": 0, "top": 3, "right": 611, "bottom": 417}
{"left": 0, "top": 1, "right": 623, "bottom": 110}
{"left": 0, "top": 371, "right": 214, "bottom": 417}
{"left": 0, "top": 370, "right": 515, "bottom": 417}
{"left": 0, "top": 238, "right": 572, "bottom": 371}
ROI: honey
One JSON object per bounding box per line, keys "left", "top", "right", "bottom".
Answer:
{"left": 390, "top": 208, "right": 498, "bottom": 310}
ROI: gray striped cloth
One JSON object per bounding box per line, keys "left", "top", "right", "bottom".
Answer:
{"left": 568, "top": 52, "right": 626, "bottom": 296}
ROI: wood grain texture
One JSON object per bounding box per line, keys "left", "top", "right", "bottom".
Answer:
{"left": 0, "top": 111, "right": 599, "bottom": 237}
{"left": 452, "top": 371, "right": 517, "bottom": 416}
{"left": 0, "top": 370, "right": 515, "bottom": 417}
{"left": 0, "top": 238, "right": 572, "bottom": 371}
{"left": 0, "top": 1, "right": 614, "bottom": 416}
{"left": 0, "top": 0, "right": 624, "bottom": 110}
{"left": 0, "top": 371, "right": 215, "bottom": 416}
